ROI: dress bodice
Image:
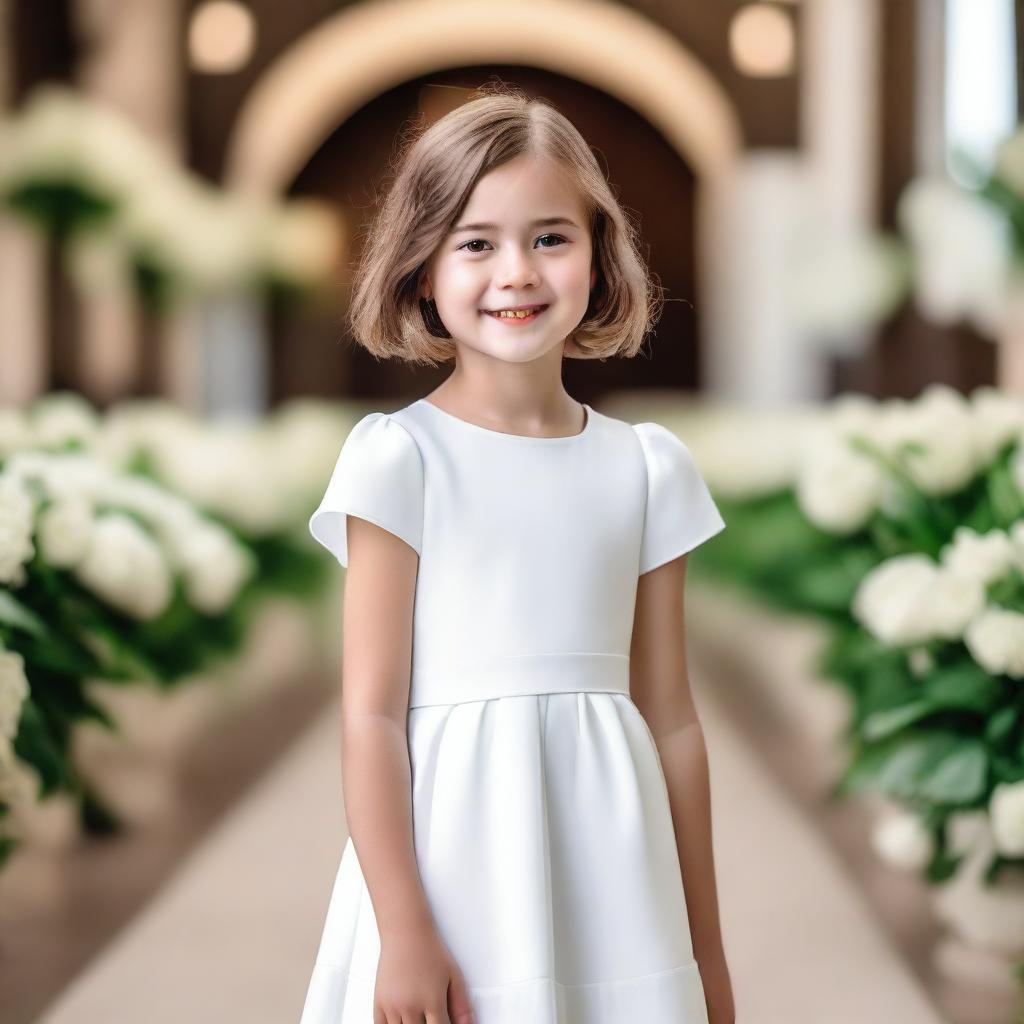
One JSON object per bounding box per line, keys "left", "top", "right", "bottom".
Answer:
{"left": 309, "top": 398, "right": 725, "bottom": 708}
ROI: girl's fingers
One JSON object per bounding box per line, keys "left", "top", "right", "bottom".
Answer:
{"left": 446, "top": 970, "right": 475, "bottom": 1024}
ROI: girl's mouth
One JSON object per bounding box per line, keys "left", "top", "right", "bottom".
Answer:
{"left": 483, "top": 304, "right": 550, "bottom": 325}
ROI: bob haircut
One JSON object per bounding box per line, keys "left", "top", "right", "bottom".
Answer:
{"left": 348, "top": 82, "right": 663, "bottom": 366}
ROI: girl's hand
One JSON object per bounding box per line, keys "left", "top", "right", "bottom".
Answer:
{"left": 374, "top": 923, "right": 475, "bottom": 1024}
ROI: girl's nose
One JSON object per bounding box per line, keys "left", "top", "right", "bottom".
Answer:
{"left": 495, "top": 248, "right": 541, "bottom": 289}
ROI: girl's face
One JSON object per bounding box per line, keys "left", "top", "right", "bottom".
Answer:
{"left": 421, "top": 154, "right": 597, "bottom": 364}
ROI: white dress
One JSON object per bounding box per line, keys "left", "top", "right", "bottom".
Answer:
{"left": 300, "top": 397, "right": 726, "bottom": 1024}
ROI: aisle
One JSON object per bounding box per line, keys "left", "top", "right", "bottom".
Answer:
{"left": 34, "top": 665, "right": 945, "bottom": 1024}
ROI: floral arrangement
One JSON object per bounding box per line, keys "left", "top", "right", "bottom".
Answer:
{"left": 0, "top": 392, "right": 353, "bottom": 867}
{"left": 684, "top": 384, "right": 1024, "bottom": 893}
{"left": 0, "top": 85, "right": 341, "bottom": 311}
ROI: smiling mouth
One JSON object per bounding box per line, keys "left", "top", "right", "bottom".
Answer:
{"left": 483, "top": 305, "right": 550, "bottom": 320}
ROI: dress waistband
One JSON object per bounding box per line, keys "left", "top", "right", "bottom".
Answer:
{"left": 407, "top": 652, "right": 630, "bottom": 709}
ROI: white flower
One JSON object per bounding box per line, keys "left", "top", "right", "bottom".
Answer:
{"left": 897, "top": 176, "right": 1012, "bottom": 339}
{"left": 940, "top": 526, "right": 1016, "bottom": 587}
{"left": 0, "top": 84, "right": 169, "bottom": 203}
{"left": 37, "top": 497, "right": 95, "bottom": 568}
{"left": 73, "top": 513, "right": 172, "bottom": 621}
{"left": 970, "top": 387, "right": 1024, "bottom": 463}
{"left": 176, "top": 521, "right": 255, "bottom": 615}
{"left": 871, "top": 809, "right": 935, "bottom": 870}
{"left": 29, "top": 391, "right": 100, "bottom": 450}
{"left": 989, "top": 780, "right": 1024, "bottom": 857}
{"left": 852, "top": 554, "right": 940, "bottom": 646}
{"left": 795, "top": 431, "right": 886, "bottom": 534}
{"left": 4, "top": 450, "right": 107, "bottom": 504}
{"left": 928, "top": 569, "right": 987, "bottom": 641}
{"left": 874, "top": 385, "right": 980, "bottom": 495}
{"left": 113, "top": 172, "right": 262, "bottom": 295}
{"left": 786, "top": 225, "right": 909, "bottom": 338}
{"left": 0, "top": 472, "right": 36, "bottom": 585}
{"left": 964, "top": 606, "right": 1024, "bottom": 678}
{"left": 0, "top": 645, "right": 29, "bottom": 743}
{"left": 0, "top": 408, "right": 32, "bottom": 457}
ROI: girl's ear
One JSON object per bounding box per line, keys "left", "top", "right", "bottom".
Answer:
{"left": 590, "top": 267, "right": 597, "bottom": 289}
{"left": 419, "top": 272, "right": 432, "bottom": 301}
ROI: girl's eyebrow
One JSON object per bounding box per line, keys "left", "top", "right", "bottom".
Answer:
{"left": 451, "top": 216, "right": 580, "bottom": 234}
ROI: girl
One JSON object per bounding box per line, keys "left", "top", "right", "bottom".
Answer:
{"left": 300, "top": 85, "right": 735, "bottom": 1024}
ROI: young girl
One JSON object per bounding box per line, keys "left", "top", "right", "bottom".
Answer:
{"left": 300, "top": 85, "right": 735, "bottom": 1024}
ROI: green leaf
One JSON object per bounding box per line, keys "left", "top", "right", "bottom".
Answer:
{"left": 986, "top": 706, "right": 1020, "bottom": 745}
{"left": 862, "top": 700, "right": 937, "bottom": 741}
{"left": 0, "top": 590, "right": 48, "bottom": 637}
{"left": 842, "top": 731, "right": 966, "bottom": 802}
{"left": 925, "top": 847, "right": 966, "bottom": 883}
{"left": 924, "top": 663, "right": 1004, "bottom": 713}
{"left": 11, "top": 699, "right": 66, "bottom": 796}
{"left": 919, "top": 741, "right": 989, "bottom": 804}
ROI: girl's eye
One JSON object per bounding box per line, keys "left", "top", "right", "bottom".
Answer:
{"left": 456, "top": 234, "right": 568, "bottom": 253}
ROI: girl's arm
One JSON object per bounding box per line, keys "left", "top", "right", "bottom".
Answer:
{"left": 630, "top": 553, "right": 736, "bottom": 1024}
{"left": 340, "top": 515, "right": 475, "bottom": 1024}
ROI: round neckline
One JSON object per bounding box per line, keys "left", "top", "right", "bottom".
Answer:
{"left": 416, "top": 398, "right": 593, "bottom": 443}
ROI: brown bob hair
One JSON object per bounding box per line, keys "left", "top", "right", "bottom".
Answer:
{"left": 348, "top": 82, "right": 664, "bottom": 366}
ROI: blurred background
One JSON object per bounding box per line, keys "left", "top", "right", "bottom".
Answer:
{"left": 2, "top": 1, "right": 1024, "bottom": 1022}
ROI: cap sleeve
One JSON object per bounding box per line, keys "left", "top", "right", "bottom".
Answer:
{"left": 309, "top": 413, "right": 424, "bottom": 567}
{"left": 634, "top": 421, "right": 725, "bottom": 574}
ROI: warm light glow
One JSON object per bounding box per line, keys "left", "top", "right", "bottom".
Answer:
{"left": 189, "top": 1, "right": 257, "bottom": 74}
{"left": 729, "top": 3, "right": 795, "bottom": 78}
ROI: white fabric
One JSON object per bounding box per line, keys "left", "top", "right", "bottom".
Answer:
{"left": 301, "top": 398, "right": 726, "bottom": 1023}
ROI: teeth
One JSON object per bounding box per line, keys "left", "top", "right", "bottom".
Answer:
{"left": 491, "top": 308, "right": 542, "bottom": 318}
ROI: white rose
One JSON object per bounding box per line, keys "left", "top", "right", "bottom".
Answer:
{"left": 970, "top": 387, "right": 1024, "bottom": 463}
{"left": 177, "top": 522, "right": 255, "bottom": 615}
{"left": 897, "top": 177, "right": 1011, "bottom": 339}
{"left": 795, "top": 432, "right": 885, "bottom": 534}
{"left": 0, "top": 646, "right": 29, "bottom": 743}
{"left": 989, "top": 780, "right": 1024, "bottom": 857}
{"left": 0, "top": 408, "right": 31, "bottom": 457}
{"left": 0, "top": 472, "right": 36, "bottom": 585}
{"left": 73, "top": 513, "right": 172, "bottom": 621}
{"left": 5, "top": 450, "right": 108, "bottom": 504}
{"left": 37, "top": 497, "right": 95, "bottom": 568}
{"left": 940, "top": 526, "right": 1016, "bottom": 587}
{"left": 29, "top": 391, "right": 99, "bottom": 450}
{"left": 964, "top": 606, "right": 1024, "bottom": 678}
{"left": 852, "top": 554, "right": 939, "bottom": 646}
{"left": 871, "top": 809, "right": 935, "bottom": 870}
{"left": 875, "top": 385, "right": 980, "bottom": 495}
{"left": 929, "top": 568, "right": 987, "bottom": 640}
